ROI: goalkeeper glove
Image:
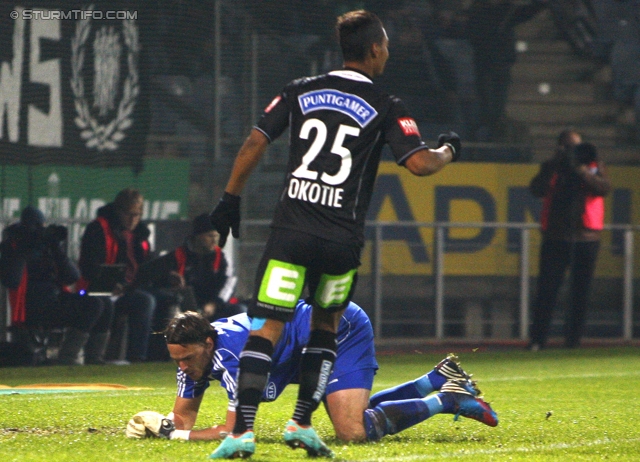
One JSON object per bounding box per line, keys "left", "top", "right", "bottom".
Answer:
{"left": 126, "top": 411, "right": 175, "bottom": 439}
{"left": 437, "top": 131, "right": 461, "bottom": 162}
{"left": 209, "top": 192, "right": 241, "bottom": 248}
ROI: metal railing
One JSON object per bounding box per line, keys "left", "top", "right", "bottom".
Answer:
{"left": 367, "top": 221, "right": 637, "bottom": 341}
{"left": 239, "top": 220, "right": 638, "bottom": 341}
{"left": 1, "top": 218, "right": 637, "bottom": 342}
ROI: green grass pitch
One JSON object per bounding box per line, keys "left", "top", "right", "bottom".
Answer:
{"left": 1, "top": 346, "right": 639, "bottom": 461}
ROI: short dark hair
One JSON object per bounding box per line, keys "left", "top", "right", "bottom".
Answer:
{"left": 164, "top": 311, "right": 217, "bottom": 345}
{"left": 191, "top": 213, "right": 215, "bottom": 236}
{"left": 113, "top": 187, "right": 143, "bottom": 212}
{"left": 557, "top": 129, "right": 580, "bottom": 150}
{"left": 336, "top": 10, "right": 385, "bottom": 62}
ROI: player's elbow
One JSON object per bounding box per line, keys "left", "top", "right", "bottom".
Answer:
{"left": 403, "top": 149, "right": 444, "bottom": 176}
{"left": 244, "top": 128, "right": 269, "bottom": 152}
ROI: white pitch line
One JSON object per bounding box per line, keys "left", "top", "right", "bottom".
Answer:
{"left": 3, "top": 390, "right": 172, "bottom": 400}
{"left": 356, "top": 437, "right": 640, "bottom": 461}
{"left": 373, "top": 369, "right": 640, "bottom": 389}
{"left": 478, "top": 370, "right": 640, "bottom": 382}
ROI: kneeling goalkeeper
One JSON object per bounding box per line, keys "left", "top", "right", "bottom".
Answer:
{"left": 126, "top": 304, "right": 497, "bottom": 450}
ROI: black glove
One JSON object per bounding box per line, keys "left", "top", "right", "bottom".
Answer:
{"left": 209, "top": 192, "right": 241, "bottom": 248}
{"left": 438, "top": 131, "right": 461, "bottom": 162}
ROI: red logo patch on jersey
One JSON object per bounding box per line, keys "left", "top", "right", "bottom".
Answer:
{"left": 397, "top": 117, "right": 420, "bottom": 137}
{"left": 264, "top": 96, "right": 281, "bottom": 113}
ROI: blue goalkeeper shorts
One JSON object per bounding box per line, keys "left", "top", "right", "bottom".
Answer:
{"left": 263, "top": 299, "right": 378, "bottom": 401}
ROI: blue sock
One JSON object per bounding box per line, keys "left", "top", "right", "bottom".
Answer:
{"left": 438, "top": 392, "right": 456, "bottom": 414}
{"left": 369, "top": 381, "right": 422, "bottom": 408}
{"left": 425, "top": 369, "right": 447, "bottom": 392}
{"left": 369, "top": 371, "right": 444, "bottom": 409}
{"left": 364, "top": 394, "right": 446, "bottom": 440}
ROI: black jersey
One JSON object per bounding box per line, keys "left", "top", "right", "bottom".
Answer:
{"left": 255, "top": 69, "right": 427, "bottom": 246}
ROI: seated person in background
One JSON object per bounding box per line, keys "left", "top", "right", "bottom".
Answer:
{"left": 0, "top": 206, "right": 112, "bottom": 365}
{"left": 77, "top": 188, "right": 156, "bottom": 363}
{"left": 137, "top": 213, "right": 242, "bottom": 321}
{"left": 125, "top": 305, "right": 497, "bottom": 448}
{"left": 137, "top": 214, "right": 242, "bottom": 361}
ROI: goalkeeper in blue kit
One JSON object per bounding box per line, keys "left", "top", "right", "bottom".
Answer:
{"left": 206, "top": 8, "right": 469, "bottom": 459}
{"left": 126, "top": 306, "right": 497, "bottom": 450}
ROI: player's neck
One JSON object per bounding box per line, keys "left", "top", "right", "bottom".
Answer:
{"left": 342, "top": 62, "right": 374, "bottom": 80}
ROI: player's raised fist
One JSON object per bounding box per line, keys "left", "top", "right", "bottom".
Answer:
{"left": 209, "top": 192, "right": 241, "bottom": 248}
{"left": 437, "top": 131, "right": 461, "bottom": 162}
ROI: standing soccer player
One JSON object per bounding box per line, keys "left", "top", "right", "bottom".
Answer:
{"left": 209, "top": 10, "right": 461, "bottom": 459}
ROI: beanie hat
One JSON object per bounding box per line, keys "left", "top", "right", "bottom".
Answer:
{"left": 20, "top": 205, "right": 45, "bottom": 229}
{"left": 192, "top": 213, "right": 216, "bottom": 236}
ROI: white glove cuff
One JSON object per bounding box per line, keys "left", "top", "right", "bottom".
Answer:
{"left": 170, "top": 429, "right": 191, "bottom": 440}
{"left": 444, "top": 143, "right": 456, "bottom": 156}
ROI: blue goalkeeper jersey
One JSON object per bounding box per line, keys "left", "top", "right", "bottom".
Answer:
{"left": 175, "top": 300, "right": 377, "bottom": 408}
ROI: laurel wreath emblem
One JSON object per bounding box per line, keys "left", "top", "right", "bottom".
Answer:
{"left": 70, "top": 5, "right": 139, "bottom": 151}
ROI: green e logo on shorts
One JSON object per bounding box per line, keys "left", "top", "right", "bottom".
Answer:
{"left": 258, "top": 260, "right": 306, "bottom": 308}
{"left": 315, "top": 269, "right": 356, "bottom": 308}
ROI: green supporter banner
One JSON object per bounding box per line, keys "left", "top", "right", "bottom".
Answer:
{"left": 0, "top": 158, "right": 189, "bottom": 222}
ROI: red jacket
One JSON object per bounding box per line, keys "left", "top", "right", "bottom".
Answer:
{"left": 77, "top": 204, "right": 150, "bottom": 292}
{"left": 531, "top": 160, "right": 610, "bottom": 241}
{"left": 0, "top": 223, "right": 78, "bottom": 326}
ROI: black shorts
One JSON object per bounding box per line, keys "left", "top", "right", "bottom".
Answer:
{"left": 250, "top": 228, "right": 361, "bottom": 322}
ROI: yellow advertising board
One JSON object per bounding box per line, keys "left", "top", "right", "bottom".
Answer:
{"left": 361, "top": 162, "right": 640, "bottom": 277}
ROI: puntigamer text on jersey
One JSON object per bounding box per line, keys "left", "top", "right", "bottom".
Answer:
{"left": 298, "top": 89, "right": 378, "bottom": 128}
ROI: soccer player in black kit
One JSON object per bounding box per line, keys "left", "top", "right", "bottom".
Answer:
{"left": 209, "top": 10, "right": 464, "bottom": 459}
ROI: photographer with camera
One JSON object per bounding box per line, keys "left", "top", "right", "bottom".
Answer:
{"left": 0, "top": 206, "right": 113, "bottom": 365}
{"left": 528, "top": 130, "right": 611, "bottom": 351}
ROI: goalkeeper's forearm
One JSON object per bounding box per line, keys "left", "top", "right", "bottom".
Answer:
{"left": 185, "top": 425, "right": 231, "bottom": 441}
{"left": 172, "top": 408, "right": 235, "bottom": 441}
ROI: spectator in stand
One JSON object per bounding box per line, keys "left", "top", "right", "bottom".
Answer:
{"left": 528, "top": 130, "right": 611, "bottom": 350}
{"left": 592, "top": 0, "right": 640, "bottom": 144}
{"left": 78, "top": 188, "right": 156, "bottom": 363}
{"left": 432, "top": 4, "right": 478, "bottom": 139}
{"left": 0, "top": 206, "right": 112, "bottom": 365}
{"left": 465, "top": 0, "right": 548, "bottom": 141}
{"left": 377, "top": 2, "right": 452, "bottom": 126}
{"left": 137, "top": 213, "right": 242, "bottom": 361}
